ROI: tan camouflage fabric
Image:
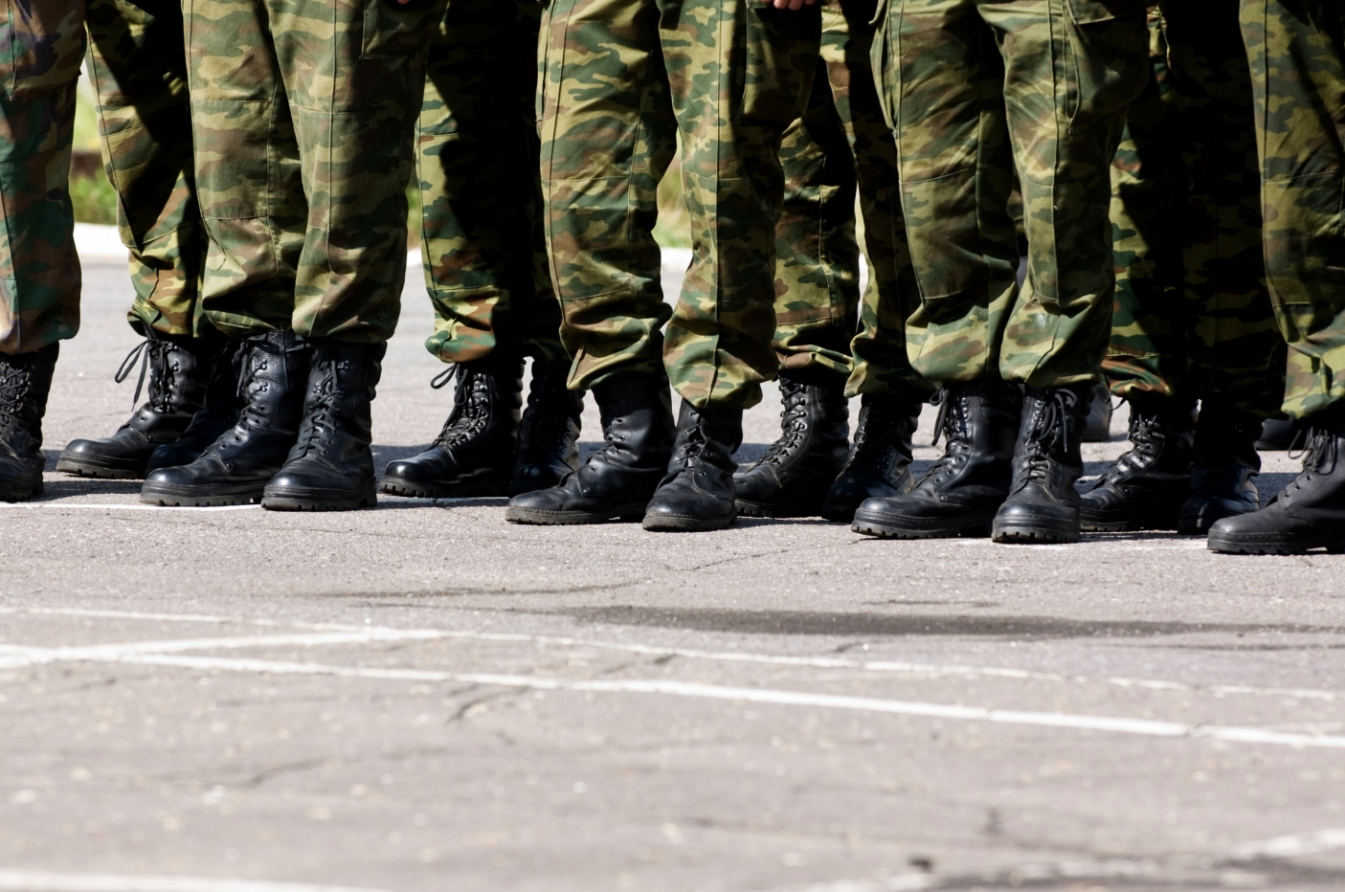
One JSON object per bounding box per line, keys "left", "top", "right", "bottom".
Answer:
{"left": 873, "top": 0, "right": 1148, "bottom": 387}
{"left": 0, "top": 0, "right": 84, "bottom": 355}
{"left": 185, "top": 0, "right": 446, "bottom": 343}
{"left": 539, "top": 0, "right": 820, "bottom": 409}
{"left": 85, "top": 0, "right": 208, "bottom": 339}
{"left": 417, "top": 0, "right": 563, "bottom": 366}
{"left": 1105, "top": 4, "right": 1284, "bottom": 418}
{"left": 773, "top": 0, "right": 927, "bottom": 400}
{"left": 1241, "top": 0, "right": 1345, "bottom": 422}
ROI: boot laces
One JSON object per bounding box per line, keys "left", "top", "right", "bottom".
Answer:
{"left": 758, "top": 377, "right": 810, "bottom": 466}
{"left": 115, "top": 339, "right": 176, "bottom": 413}
{"left": 0, "top": 361, "right": 35, "bottom": 436}
{"left": 434, "top": 365, "right": 491, "bottom": 448}
{"left": 841, "top": 403, "right": 895, "bottom": 474}
{"left": 1017, "top": 390, "right": 1078, "bottom": 487}
{"left": 920, "top": 391, "right": 972, "bottom": 484}
{"left": 292, "top": 365, "right": 340, "bottom": 459}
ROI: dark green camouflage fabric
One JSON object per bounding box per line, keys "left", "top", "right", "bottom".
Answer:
{"left": 873, "top": 0, "right": 1148, "bottom": 387}
{"left": 0, "top": 0, "right": 84, "bottom": 355}
{"left": 1241, "top": 0, "right": 1345, "bottom": 421}
{"left": 1105, "top": 5, "right": 1285, "bottom": 418}
{"left": 417, "top": 0, "right": 563, "bottom": 365}
{"left": 539, "top": 0, "right": 820, "bottom": 409}
{"left": 85, "top": 0, "right": 208, "bottom": 339}
{"left": 185, "top": 0, "right": 446, "bottom": 344}
{"left": 773, "top": 0, "right": 926, "bottom": 400}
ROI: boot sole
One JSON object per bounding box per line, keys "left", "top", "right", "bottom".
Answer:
{"left": 991, "top": 517, "right": 1081, "bottom": 544}
{"left": 55, "top": 456, "right": 143, "bottom": 480}
{"left": 0, "top": 477, "right": 44, "bottom": 503}
{"left": 505, "top": 503, "right": 648, "bottom": 525}
{"left": 1079, "top": 507, "right": 1180, "bottom": 533}
{"left": 379, "top": 478, "right": 508, "bottom": 499}
{"left": 851, "top": 509, "right": 995, "bottom": 539}
{"left": 140, "top": 485, "right": 264, "bottom": 507}
{"left": 1207, "top": 530, "right": 1345, "bottom": 555}
{"left": 734, "top": 498, "right": 824, "bottom": 519}
{"left": 262, "top": 483, "right": 378, "bottom": 512}
{"left": 820, "top": 502, "right": 860, "bottom": 523}
{"left": 642, "top": 511, "right": 736, "bottom": 533}
{"left": 1177, "top": 507, "right": 1254, "bottom": 536}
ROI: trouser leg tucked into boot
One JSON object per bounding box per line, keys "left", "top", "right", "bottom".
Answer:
{"left": 734, "top": 369, "right": 849, "bottom": 518}
{"left": 380, "top": 355, "right": 524, "bottom": 498}
{"left": 1079, "top": 394, "right": 1195, "bottom": 532}
{"left": 140, "top": 331, "right": 309, "bottom": 506}
{"left": 643, "top": 401, "right": 743, "bottom": 533}
{"left": 821, "top": 392, "right": 922, "bottom": 523}
{"left": 57, "top": 332, "right": 217, "bottom": 479}
{"left": 1178, "top": 401, "right": 1262, "bottom": 535}
{"left": 263, "top": 339, "right": 385, "bottom": 512}
{"left": 509, "top": 358, "right": 583, "bottom": 497}
{"left": 1208, "top": 419, "right": 1345, "bottom": 555}
{"left": 991, "top": 385, "right": 1090, "bottom": 544}
{"left": 852, "top": 378, "right": 1021, "bottom": 538}
{"left": 145, "top": 339, "right": 248, "bottom": 474}
{"left": 0, "top": 344, "right": 59, "bottom": 503}
{"left": 506, "top": 372, "right": 674, "bottom": 524}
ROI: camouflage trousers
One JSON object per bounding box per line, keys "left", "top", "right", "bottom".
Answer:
{"left": 539, "top": 0, "right": 820, "bottom": 409}
{"left": 0, "top": 0, "right": 84, "bottom": 355}
{"left": 874, "top": 0, "right": 1148, "bottom": 387}
{"left": 418, "top": 0, "right": 563, "bottom": 366}
{"left": 1241, "top": 0, "right": 1345, "bottom": 422}
{"left": 185, "top": 0, "right": 446, "bottom": 344}
{"left": 1105, "top": 5, "right": 1285, "bottom": 418}
{"left": 85, "top": 0, "right": 208, "bottom": 339}
{"left": 773, "top": 0, "right": 925, "bottom": 399}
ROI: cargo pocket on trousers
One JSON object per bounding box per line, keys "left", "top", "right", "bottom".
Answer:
{"left": 740, "top": 2, "right": 821, "bottom": 127}
{"left": 0, "top": 0, "right": 84, "bottom": 102}
{"left": 1061, "top": 0, "right": 1147, "bottom": 134}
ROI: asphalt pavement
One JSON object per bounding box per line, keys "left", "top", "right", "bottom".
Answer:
{"left": 0, "top": 244, "right": 1343, "bottom": 892}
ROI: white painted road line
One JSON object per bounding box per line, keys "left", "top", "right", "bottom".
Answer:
{"left": 0, "top": 871, "right": 391, "bottom": 892}
{"left": 100, "top": 652, "right": 1345, "bottom": 750}
{"left": 1229, "top": 826, "right": 1345, "bottom": 859}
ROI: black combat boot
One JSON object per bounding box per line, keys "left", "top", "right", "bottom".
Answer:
{"left": 1178, "top": 402, "right": 1262, "bottom": 535}
{"left": 852, "top": 378, "right": 1021, "bottom": 538}
{"left": 57, "top": 333, "right": 217, "bottom": 479}
{"left": 0, "top": 344, "right": 59, "bottom": 502}
{"left": 992, "top": 385, "right": 1090, "bottom": 543}
{"left": 1079, "top": 394, "right": 1195, "bottom": 532}
{"left": 1256, "top": 416, "right": 1300, "bottom": 451}
{"left": 509, "top": 358, "right": 583, "bottom": 497}
{"left": 141, "top": 330, "right": 309, "bottom": 506}
{"left": 733, "top": 370, "right": 849, "bottom": 518}
{"left": 1208, "top": 420, "right": 1345, "bottom": 554}
{"left": 380, "top": 355, "right": 524, "bottom": 498}
{"left": 144, "top": 339, "right": 248, "bottom": 474}
{"left": 820, "top": 392, "right": 922, "bottom": 522}
{"left": 506, "top": 372, "right": 675, "bottom": 524}
{"left": 263, "top": 339, "right": 385, "bottom": 511}
{"left": 643, "top": 401, "right": 743, "bottom": 532}
{"left": 1082, "top": 382, "right": 1113, "bottom": 443}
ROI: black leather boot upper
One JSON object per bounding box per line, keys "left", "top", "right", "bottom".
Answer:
{"left": 141, "top": 330, "right": 309, "bottom": 506}
{"left": 1209, "top": 422, "right": 1345, "bottom": 554}
{"left": 1079, "top": 395, "right": 1195, "bottom": 531}
{"left": 734, "top": 370, "right": 849, "bottom": 518}
{"left": 59, "top": 333, "right": 217, "bottom": 478}
{"left": 1179, "top": 402, "right": 1262, "bottom": 535}
{"left": 992, "top": 385, "right": 1090, "bottom": 543}
{"left": 0, "top": 343, "right": 58, "bottom": 502}
{"left": 506, "top": 372, "right": 675, "bottom": 524}
{"left": 643, "top": 401, "right": 744, "bottom": 532}
{"left": 821, "top": 392, "right": 921, "bottom": 523}
{"left": 263, "top": 339, "right": 385, "bottom": 511}
{"left": 1082, "top": 382, "right": 1114, "bottom": 443}
{"left": 509, "top": 358, "right": 583, "bottom": 497}
{"left": 381, "top": 356, "right": 524, "bottom": 498}
{"left": 145, "top": 338, "right": 248, "bottom": 474}
{"left": 852, "top": 378, "right": 1021, "bottom": 538}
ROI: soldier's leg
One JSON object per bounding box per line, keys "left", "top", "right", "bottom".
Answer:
{"left": 0, "top": 0, "right": 84, "bottom": 501}
{"left": 58, "top": 0, "right": 222, "bottom": 480}
{"left": 1209, "top": 0, "right": 1345, "bottom": 554}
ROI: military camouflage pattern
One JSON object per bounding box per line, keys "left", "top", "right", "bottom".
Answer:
{"left": 417, "top": 0, "right": 563, "bottom": 366}
{"left": 1241, "top": 0, "right": 1345, "bottom": 422}
{"left": 1105, "top": 5, "right": 1284, "bottom": 419}
{"left": 85, "top": 0, "right": 207, "bottom": 339}
{"left": 0, "top": 0, "right": 84, "bottom": 355}
{"left": 185, "top": 0, "right": 446, "bottom": 344}
{"left": 539, "top": 0, "right": 820, "bottom": 409}
{"left": 772, "top": 0, "right": 926, "bottom": 400}
{"left": 874, "top": 0, "right": 1148, "bottom": 387}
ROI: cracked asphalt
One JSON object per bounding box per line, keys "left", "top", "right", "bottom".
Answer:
{"left": 1, "top": 260, "right": 1343, "bottom": 892}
